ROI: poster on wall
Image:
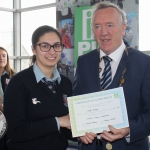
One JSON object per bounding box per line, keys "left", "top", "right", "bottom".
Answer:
{"left": 56, "top": 0, "right": 74, "bottom": 83}
{"left": 74, "top": 6, "right": 96, "bottom": 69}
{"left": 56, "top": 0, "right": 98, "bottom": 82}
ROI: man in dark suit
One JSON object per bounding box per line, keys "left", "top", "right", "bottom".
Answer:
{"left": 73, "top": 1, "right": 150, "bottom": 150}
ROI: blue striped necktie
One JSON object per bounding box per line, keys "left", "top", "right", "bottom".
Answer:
{"left": 100, "top": 56, "right": 112, "bottom": 90}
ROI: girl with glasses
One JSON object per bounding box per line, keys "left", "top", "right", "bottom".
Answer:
{"left": 4, "top": 25, "right": 75, "bottom": 150}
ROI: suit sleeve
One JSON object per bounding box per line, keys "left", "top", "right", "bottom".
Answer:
{"left": 4, "top": 76, "right": 58, "bottom": 143}
{"left": 129, "top": 61, "right": 150, "bottom": 143}
{"left": 73, "top": 56, "right": 82, "bottom": 96}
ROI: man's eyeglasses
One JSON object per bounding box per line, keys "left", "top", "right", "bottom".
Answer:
{"left": 34, "top": 42, "right": 64, "bottom": 52}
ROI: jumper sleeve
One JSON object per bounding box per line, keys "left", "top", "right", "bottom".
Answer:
{"left": 55, "top": 117, "right": 60, "bottom": 130}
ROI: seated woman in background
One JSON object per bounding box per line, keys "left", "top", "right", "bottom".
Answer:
{"left": 4, "top": 25, "right": 74, "bottom": 150}
{"left": 0, "top": 46, "right": 15, "bottom": 150}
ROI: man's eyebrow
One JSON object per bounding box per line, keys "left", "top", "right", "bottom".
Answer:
{"left": 106, "top": 22, "right": 114, "bottom": 24}
{"left": 94, "top": 22, "right": 114, "bottom": 25}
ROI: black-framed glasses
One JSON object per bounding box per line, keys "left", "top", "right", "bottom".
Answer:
{"left": 34, "top": 42, "right": 64, "bottom": 52}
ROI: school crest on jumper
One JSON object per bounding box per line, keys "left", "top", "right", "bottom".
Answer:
{"left": 5, "top": 78, "right": 10, "bottom": 84}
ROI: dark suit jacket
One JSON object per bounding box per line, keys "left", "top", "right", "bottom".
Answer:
{"left": 73, "top": 48, "right": 150, "bottom": 150}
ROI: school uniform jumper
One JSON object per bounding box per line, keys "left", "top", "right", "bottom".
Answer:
{"left": 4, "top": 66, "right": 73, "bottom": 150}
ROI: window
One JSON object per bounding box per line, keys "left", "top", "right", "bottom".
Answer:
{"left": 21, "top": 0, "right": 56, "bottom": 8}
{"left": 0, "top": 11, "right": 13, "bottom": 56}
{"left": 10, "top": 60, "right": 14, "bottom": 70}
{"left": 21, "top": 59, "right": 30, "bottom": 70}
{"left": 21, "top": 7, "right": 56, "bottom": 57}
{"left": 0, "top": 0, "right": 13, "bottom": 8}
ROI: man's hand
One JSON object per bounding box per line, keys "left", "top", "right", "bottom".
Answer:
{"left": 100, "top": 125, "right": 130, "bottom": 142}
{"left": 79, "top": 132, "right": 97, "bottom": 144}
{"left": 58, "top": 114, "right": 71, "bottom": 129}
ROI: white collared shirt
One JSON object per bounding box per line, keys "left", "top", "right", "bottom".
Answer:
{"left": 99, "top": 41, "right": 125, "bottom": 80}
{"left": 33, "top": 62, "right": 61, "bottom": 84}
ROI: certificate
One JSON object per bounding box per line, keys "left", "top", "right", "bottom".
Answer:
{"left": 68, "top": 87, "right": 129, "bottom": 137}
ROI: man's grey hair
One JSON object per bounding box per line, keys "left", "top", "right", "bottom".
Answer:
{"left": 92, "top": 1, "right": 127, "bottom": 26}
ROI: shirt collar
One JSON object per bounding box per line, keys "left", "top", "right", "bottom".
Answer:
{"left": 2, "top": 70, "right": 7, "bottom": 75}
{"left": 33, "top": 62, "right": 61, "bottom": 84}
{"left": 100, "top": 41, "right": 125, "bottom": 62}
{"left": 1, "top": 70, "right": 7, "bottom": 77}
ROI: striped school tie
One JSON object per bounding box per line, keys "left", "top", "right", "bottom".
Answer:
{"left": 100, "top": 56, "right": 112, "bottom": 90}
{"left": 42, "top": 77, "right": 57, "bottom": 94}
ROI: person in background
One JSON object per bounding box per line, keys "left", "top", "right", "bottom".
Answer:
{"left": 73, "top": 1, "right": 150, "bottom": 150}
{"left": 4, "top": 25, "right": 75, "bottom": 150}
{"left": 60, "top": 22, "right": 69, "bottom": 37}
{"left": 62, "top": 29, "right": 71, "bottom": 48}
{"left": 0, "top": 46, "right": 15, "bottom": 111}
{"left": 0, "top": 46, "right": 15, "bottom": 150}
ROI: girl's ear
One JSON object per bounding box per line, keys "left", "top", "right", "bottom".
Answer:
{"left": 31, "top": 46, "right": 36, "bottom": 55}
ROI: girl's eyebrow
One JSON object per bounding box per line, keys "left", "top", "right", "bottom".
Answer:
{"left": 54, "top": 42, "right": 61, "bottom": 44}
{"left": 41, "top": 42, "right": 61, "bottom": 45}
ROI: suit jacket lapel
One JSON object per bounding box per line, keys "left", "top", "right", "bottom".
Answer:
{"left": 90, "top": 50, "right": 100, "bottom": 91}
{"left": 107, "top": 50, "right": 129, "bottom": 89}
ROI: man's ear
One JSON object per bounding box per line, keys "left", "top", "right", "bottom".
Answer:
{"left": 31, "top": 46, "right": 36, "bottom": 55}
